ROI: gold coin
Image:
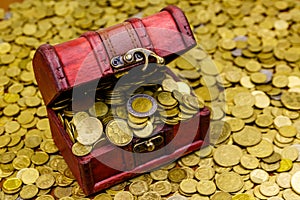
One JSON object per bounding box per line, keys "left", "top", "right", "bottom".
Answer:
{"left": 278, "top": 125, "right": 297, "bottom": 138}
{"left": 182, "top": 94, "right": 201, "bottom": 110}
{"left": 53, "top": 186, "right": 72, "bottom": 199}
{"left": 162, "top": 78, "right": 178, "bottom": 92}
{"left": 24, "top": 134, "right": 42, "bottom": 148}
{"left": 3, "top": 104, "right": 20, "bottom": 117}
{"left": 277, "top": 158, "right": 293, "bottom": 172}
{"left": 225, "top": 118, "right": 244, "bottom": 132}
{"left": 291, "top": 171, "right": 300, "bottom": 194}
{"left": 12, "top": 155, "right": 31, "bottom": 170}
{"left": 36, "top": 174, "right": 55, "bottom": 189}
{"left": 247, "top": 139, "right": 273, "bottom": 158}
{"left": 241, "top": 152, "right": 259, "bottom": 169}
{"left": 281, "top": 92, "right": 300, "bottom": 110}
{"left": 250, "top": 72, "right": 267, "bottom": 84}
{"left": 76, "top": 117, "right": 103, "bottom": 146}
{"left": 196, "top": 180, "right": 216, "bottom": 196}
{"left": 140, "top": 191, "right": 161, "bottom": 200}
{"left": 273, "top": 75, "right": 289, "bottom": 88}
{"left": 232, "top": 126, "right": 262, "bottom": 147}
{"left": 231, "top": 105, "right": 254, "bottom": 119}
{"left": 232, "top": 194, "right": 255, "bottom": 200}
{"left": 114, "top": 191, "right": 134, "bottom": 200}
{"left": 211, "top": 191, "right": 232, "bottom": 200}
{"left": 105, "top": 119, "right": 133, "bottom": 146}
{"left": 36, "top": 195, "right": 55, "bottom": 200}
{"left": 2, "top": 178, "right": 22, "bottom": 191}
{"left": 129, "top": 180, "right": 149, "bottom": 196}
{"left": 0, "top": 42, "right": 11, "bottom": 54}
{"left": 72, "top": 112, "right": 89, "bottom": 126}
{"left": 0, "top": 135, "right": 11, "bottom": 148}
{"left": 21, "top": 168, "right": 39, "bottom": 185}
{"left": 131, "top": 96, "right": 153, "bottom": 114}
{"left": 209, "top": 121, "right": 231, "bottom": 145}
{"left": 233, "top": 92, "right": 255, "bottom": 107}
{"left": 133, "top": 121, "right": 153, "bottom": 138}
{"left": 180, "top": 154, "right": 200, "bottom": 167}
{"left": 250, "top": 169, "right": 269, "bottom": 184}
{"left": 31, "top": 151, "right": 49, "bottom": 165}
{"left": 179, "top": 70, "right": 201, "bottom": 80}
{"left": 0, "top": 151, "right": 16, "bottom": 164}
{"left": 195, "top": 145, "right": 213, "bottom": 158}
{"left": 55, "top": 174, "right": 73, "bottom": 187}
{"left": 150, "top": 169, "right": 168, "bottom": 181}
{"left": 160, "top": 107, "right": 180, "bottom": 118}
{"left": 194, "top": 166, "right": 215, "bottom": 181}
{"left": 245, "top": 60, "right": 261, "bottom": 72}
{"left": 213, "top": 144, "right": 242, "bottom": 167}
{"left": 259, "top": 181, "right": 280, "bottom": 197}
{"left": 20, "top": 184, "right": 39, "bottom": 199}
{"left": 176, "top": 56, "right": 196, "bottom": 70}
{"left": 127, "top": 119, "right": 147, "bottom": 129}
{"left": 281, "top": 146, "right": 299, "bottom": 161}
{"left": 176, "top": 82, "right": 191, "bottom": 94}
{"left": 4, "top": 120, "right": 20, "bottom": 134}
{"left": 168, "top": 168, "right": 187, "bottom": 183}
{"left": 215, "top": 172, "right": 244, "bottom": 193}
{"left": 179, "top": 179, "right": 197, "bottom": 194}
{"left": 254, "top": 93, "right": 270, "bottom": 109}
{"left": 276, "top": 172, "right": 291, "bottom": 189}
{"left": 157, "top": 92, "right": 177, "bottom": 107}
{"left": 255, "top": 114, "right": 273, "bottom": 127}
{"left": 71, "top": 142, "right": 92, "bottom": 157}
{"left": 128, "top": 114, "right": 149, "bottom": 124}
{"left": 94, "top": 193, "right": 112, "bottom": 200}
{"left": 261, "top": 161, "right": 280, "bottom": 172}
{"left": 89, "top": 102, "right": 108, "bottom": 118}
{"left": 40, "top": 140, "right": 59, "bottom": 154}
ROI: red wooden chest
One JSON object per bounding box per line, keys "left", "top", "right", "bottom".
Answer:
{"left": 33, "top": 5, "right": 210, "bottom": 195}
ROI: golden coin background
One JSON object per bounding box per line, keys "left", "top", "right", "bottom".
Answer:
{"left": 0, "top": 0, "right": 300, "bottom": 199}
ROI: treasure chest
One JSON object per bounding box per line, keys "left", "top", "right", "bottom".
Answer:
{"left": 33, "top": 5, "right": 210, "bottom": 195}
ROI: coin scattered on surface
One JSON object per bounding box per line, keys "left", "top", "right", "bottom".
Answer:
{"left": 215, "top": 172, "right": 244, "bottom": 193}
{"left": 232, "top": 126, "right": 262, "bottom": 147}
{"left": 168, "top": 168, "right": 187, "bottom": 183}
{"left": 247, "top": 139, "right": 274, "bottom": 158}
{"left": 250, "top": 169, "right": 269, "bottom": 184}
{"left": 129, "top": 180, "right": 149, "bottom": 196}
{"left": 71, "top": 142, "right": 92, "bottom": 157}
{"left": 213, "top": 144, "right": 242, "bottom": 167}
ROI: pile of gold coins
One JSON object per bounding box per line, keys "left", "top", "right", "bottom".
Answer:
{"left": 54, "top": 71, "right": 203, "bottom": 156}
{"left": 1, "top": 0, "right": 300, "bottom": 199}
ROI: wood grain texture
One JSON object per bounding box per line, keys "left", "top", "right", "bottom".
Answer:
{"left": 36, "top": 5, "right": 206, "bottom": 195}
{"left": 33, "top": 5, "right": 196, "bottom": 106}
{"left": 48, "top": 106, "right": 210, "bottom": 195}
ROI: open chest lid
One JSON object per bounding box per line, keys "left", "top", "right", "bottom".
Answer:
{"left": 32, "top": 5, "right": 196, "bottom": 106}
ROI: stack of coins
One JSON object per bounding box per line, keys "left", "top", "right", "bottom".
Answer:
{"left": 127, "top": 94, "right": 156, "bottom": 138}
{"left": 56, "top": 70, "right": 204, "bottom": 152}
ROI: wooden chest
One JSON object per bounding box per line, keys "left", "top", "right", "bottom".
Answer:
{"left": 33, "top": 5, "right": 210, "bottom": 195}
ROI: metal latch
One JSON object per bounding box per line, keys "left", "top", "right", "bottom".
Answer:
{"left": 133, "top": 135, "right": 164, "bottom": 153}
{"left": 110, "top": 48, "right": 165, "bottom": 71}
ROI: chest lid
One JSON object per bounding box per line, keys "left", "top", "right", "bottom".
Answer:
{"left": 33, "top": 5, "right": 196, "bottom": 107}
